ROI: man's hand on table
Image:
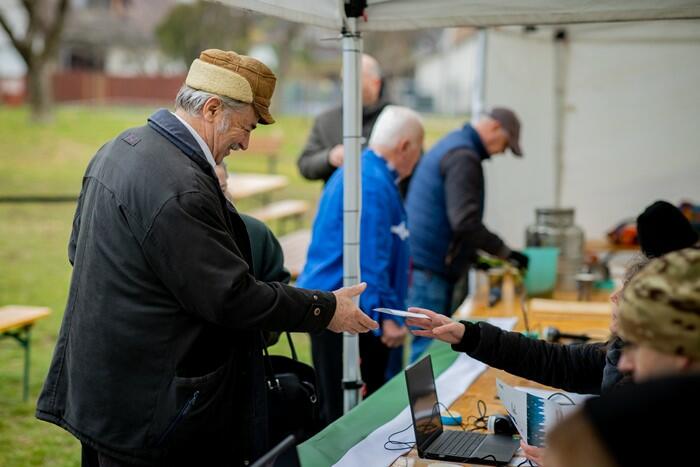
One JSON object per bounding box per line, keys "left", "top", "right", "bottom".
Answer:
{"left": 381, "top": 319, "right": 407, "bottom": 348}
{"left": 405, "top": 307, "right": 466, "bottom": 345}
{"left": 329, "top": 282, "right": 379, "bottom": 334}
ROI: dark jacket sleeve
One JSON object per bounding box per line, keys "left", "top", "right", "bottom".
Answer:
{"left": 297, "top": 115, "right": 337, "bottom": 182}
{"left": 453, "top": 321, "right": 606, "bottom": 395}
{"left": 441, "top": 149, "right": 509, "bottom": 258}
{"left": 142, "top": 191, "right": 335, "bottom": 333}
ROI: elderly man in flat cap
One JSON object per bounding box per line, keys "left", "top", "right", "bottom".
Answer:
{"left": 36, "top": 49, "right": 377, "bottom": 467}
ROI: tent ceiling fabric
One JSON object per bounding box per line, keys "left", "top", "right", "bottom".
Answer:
{"left": 220, "top": 0, "right": 700, "bottom": 30}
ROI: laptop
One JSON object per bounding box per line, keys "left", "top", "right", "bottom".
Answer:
{"left": 405, "top": 356, "right": 519, "bottom": 466}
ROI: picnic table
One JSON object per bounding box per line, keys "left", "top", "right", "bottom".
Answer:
{"left": 0, "top": 305, "right": 51, "bottom": 400}
{"left": 226, "top": 173, "right": 288, "bottom": 202}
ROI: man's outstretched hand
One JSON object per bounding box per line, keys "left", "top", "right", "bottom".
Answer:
{"left": 328, "top": 283, "right": 378, "bottom": 334}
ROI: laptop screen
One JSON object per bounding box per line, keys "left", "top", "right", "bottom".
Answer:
{"left": 405, "top": 355, "right": 443, "bottom": 451}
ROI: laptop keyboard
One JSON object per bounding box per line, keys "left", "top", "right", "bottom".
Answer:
{"left": 428, "top": 430, "right": 487, "bottom": 458}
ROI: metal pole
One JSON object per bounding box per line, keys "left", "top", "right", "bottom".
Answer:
{"left": 553, "top": 29, "right": 568, "bottom": 208}
{"left": 342, "top": 17, "right": 363, "bottom": 413}
{"left": 471, "top": 28, "right": 488, "bottom": 121}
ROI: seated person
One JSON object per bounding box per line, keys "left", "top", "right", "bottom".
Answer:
{"left": 297, "top": 105, "right": 424, "bottom": 426}
{"left": 545, "top": 247, "right": 700, "bottom": 467}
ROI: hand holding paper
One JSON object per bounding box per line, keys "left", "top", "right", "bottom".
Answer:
{"left": 404, "top": 307, "right": 466, "bottom": 345}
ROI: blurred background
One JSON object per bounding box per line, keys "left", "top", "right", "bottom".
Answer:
{"left": 0, "top": 1, "right": 698, "bottom": 465}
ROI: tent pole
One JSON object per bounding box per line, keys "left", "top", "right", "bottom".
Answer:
{"left": 342, "top": 16, "right": 363, "bottom": 414}
{"left": 471, "top": 28, "right": 488, "bottom": 121}
{"left": 553, "top": 28, "right": 568, "bottom": 208}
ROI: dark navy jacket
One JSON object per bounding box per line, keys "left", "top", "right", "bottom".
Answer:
{"left": 298, "top": 149, "right": 409, "bottom": 330}
{"left": 406, "top": 124, "right": 507, "bottom": 281}
{"left": 36, "top": 109, "right": 335, "bottom": 466}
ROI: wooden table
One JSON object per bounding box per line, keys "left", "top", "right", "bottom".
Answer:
{"left": 279, "top": 229, "right": 311, "bottom": 280}
{"left": 226, "top": 173, "right": 288, "bottom": 202}
{"left": 0, "top": 305, "right": 51, "bottom": 400}
{"left": 393, "top": 287, "right": 612, "bottom": 466}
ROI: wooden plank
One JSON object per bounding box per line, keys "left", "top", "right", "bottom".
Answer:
{"left": 279, "top": 229, "right": 311, "bottom": 280}
{"left": 226, "top": 173, "right": 288, "bottom": 200}
{"left": 248, "top": 200, "right": 309, "bottom": 223}
{"left": 530, "top": 298, "right": 612, "bottom": 315}
{"left": 0, "top": 305, "right": 51, "bottom": 333}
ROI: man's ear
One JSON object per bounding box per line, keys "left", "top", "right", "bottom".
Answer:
{"left": 202, "top": 97, "right": 223, "bottom": 122}
{"left": 399, "top": 137, "right": 411, "bottom": 154}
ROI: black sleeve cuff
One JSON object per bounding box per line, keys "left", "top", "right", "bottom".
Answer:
{"left": 451, "top": 320, "right": 481, "bottom": 353}
{"left": 304, "top": 290, "right": 336, "bottom": 334}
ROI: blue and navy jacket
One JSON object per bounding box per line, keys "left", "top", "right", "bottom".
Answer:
{"left": 407, "top": 124, "right": 505, "bottom": 280}
{"left": 298, "top": 149, "right": 410, "bottom": 331}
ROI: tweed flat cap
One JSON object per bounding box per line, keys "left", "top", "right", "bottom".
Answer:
{"left": 186, "top": 49, "right": 277, "bottom": 124}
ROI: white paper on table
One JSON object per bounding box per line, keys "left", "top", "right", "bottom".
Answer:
{"left": 495, "top": 379, "right": 569, "bottom": 447}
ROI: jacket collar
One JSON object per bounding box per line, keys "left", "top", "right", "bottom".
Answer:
{"left": 462, "top": 123, "right": 490, "bottom": 161}
{"left": 147, "top": 108, "right": 212, "bottom": 173}
{"left": 365, "top": 148, "right": 401, "bottom": 185}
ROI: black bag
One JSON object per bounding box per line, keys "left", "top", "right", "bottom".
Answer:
{"left": 263, "top": 332, "right": 321, "bottom": 449}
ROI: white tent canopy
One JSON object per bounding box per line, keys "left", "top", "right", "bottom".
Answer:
{"left": 219, "top": 0, "right": 700, "bottom": 413}
{"left": 224, "top": 0, "right": 700, "bottom": 30}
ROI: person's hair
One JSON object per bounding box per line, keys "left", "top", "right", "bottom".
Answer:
{"left": 368, "top": 105, "right": 423, "bottom": 149}
{"left": 175, "top": 84, "right": 248, "bottom": 118}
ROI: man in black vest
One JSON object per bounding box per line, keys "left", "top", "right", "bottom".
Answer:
{"left": 405, "top": 108, "right": 529, "bottom": 362}
{"left": 36, "top": 49, "right": 377, "bottom": 467}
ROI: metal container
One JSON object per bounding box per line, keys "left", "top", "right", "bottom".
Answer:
{"left": 526, "top": 208, "right": 585, "bottom": 291}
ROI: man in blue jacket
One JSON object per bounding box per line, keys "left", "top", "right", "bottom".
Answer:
{"left": 406, "top": 108, "right": 529, "bottom": 362}
{"left": 298, "top": 105, "right": 424, "bottom": 426}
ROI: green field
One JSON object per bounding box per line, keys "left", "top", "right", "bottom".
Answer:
{"left": 0, "top": 105, "right": 460, "bottom": 466}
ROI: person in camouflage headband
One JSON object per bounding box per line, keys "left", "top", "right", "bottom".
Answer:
{"left": 617, "top": 246, "right": 700, "bottom": 382}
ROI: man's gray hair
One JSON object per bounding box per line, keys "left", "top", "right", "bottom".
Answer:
{"left": 175, "top": 84, "right": 248, "bottom": 117}
{"left": 368, "top": 105, "right": 423, "bottom": 148}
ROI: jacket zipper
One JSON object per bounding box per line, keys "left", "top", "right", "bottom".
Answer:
{"left": 157, "top": 390, "right": 199, "bottom": 446}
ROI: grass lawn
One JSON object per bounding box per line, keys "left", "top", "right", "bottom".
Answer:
{"left": 0, "top": 105, "right": 460, "bottom": 466}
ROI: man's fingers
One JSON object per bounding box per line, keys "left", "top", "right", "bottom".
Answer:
{"left": 357, "top": 311, "right": 378, "bottom": 330}
{"left": 411, "top": 330, "right": 435, "bottom": 337}
{"left": 405, "top": 318, "right": 431, "bottom": 329}
{"left": 408, "top": 307, "right": 439, "bottom": 318}
{"left": 433, "top": 322, "right": 459, "bottom": 335}
{"left": 345, "top": 282, "right": 367, "bottom": 297}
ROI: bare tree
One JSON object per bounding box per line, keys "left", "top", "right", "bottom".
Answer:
{"left": 0, "top": 0, "right": 70, "bottom": 122}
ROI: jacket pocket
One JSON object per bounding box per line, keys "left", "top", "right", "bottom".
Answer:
{"left": 151, "top": 361, "right": 231, "bottom": 448}
{"left": 156, "top": 390, "right": 199, "bottom": 446}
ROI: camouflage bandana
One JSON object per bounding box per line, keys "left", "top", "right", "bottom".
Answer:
{"left": 618, "top": 246, "right": 700, "bottom": 359}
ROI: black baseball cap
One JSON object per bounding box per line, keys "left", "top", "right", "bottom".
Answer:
{"left": 489, "top": 107, "right": 523, "bottom": 156}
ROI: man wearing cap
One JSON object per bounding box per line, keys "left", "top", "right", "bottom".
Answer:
{"left": 405, "top": 108, "right": 529, "bottom": 362}
{"left": 36, "top": 49, "right": 377, "bottom": 466}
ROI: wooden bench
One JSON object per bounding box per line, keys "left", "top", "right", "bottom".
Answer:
{"left": 278, "top": 229, "right": 311, "bottom": 280}
{"left": 248, "top": 200, "right": 309, "bottom": 235}
{"left": 0, "top": 305, "right": 51, "bottom": 400}
{"left": 247, "top": 133, "right": 283, "bottom": 174}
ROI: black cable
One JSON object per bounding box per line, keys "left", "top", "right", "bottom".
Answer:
{"left": 517, "top": 459, "right": 535, "bottom": 467}
{"left": 464, "top": 399, "right": 489, "bottom": 431}
{"left": 383, "top": 423, "right": 416, "bottom": 451}
{"left": 547, "top": 392, "right": 576, "bottom": 406}
{"left": 437, "top": 402, "right": 467, "bottom": 431}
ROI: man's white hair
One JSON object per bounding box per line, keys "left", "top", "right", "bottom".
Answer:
{"left": 368, "top": 105, "right": 423, "bottom": 149}
{"left": 175, "top": 84, "right": 248, "bottom": 117}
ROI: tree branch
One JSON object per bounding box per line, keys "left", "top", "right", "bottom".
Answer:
{"left": 41, "top": 0, "right": 69, "bottom": 61}
{"left": 0, "top": 9, "right": 30, "bottom": 64}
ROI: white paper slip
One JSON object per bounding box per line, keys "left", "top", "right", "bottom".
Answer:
{"left": 373, "top": 308, "right": 429, "bottom": 319}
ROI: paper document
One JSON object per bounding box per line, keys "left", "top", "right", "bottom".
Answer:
{"left": 373, "top": 308, "right": 428, "bottom": 319}
{"left": 496, "top": 379, "right": 583, "bottom": 447}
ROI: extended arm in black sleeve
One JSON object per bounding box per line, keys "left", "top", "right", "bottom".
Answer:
{"left": 453, "top": 321, "right": 606, "bottom": 395}
{"left": 143, "top": 191, "right": 335, "bottom": 334}
{"left": 297, "top": 116, "right": 337, "bottom": 182}
{"left": 441, "top": 149, "right": 510, "bottom": 258}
